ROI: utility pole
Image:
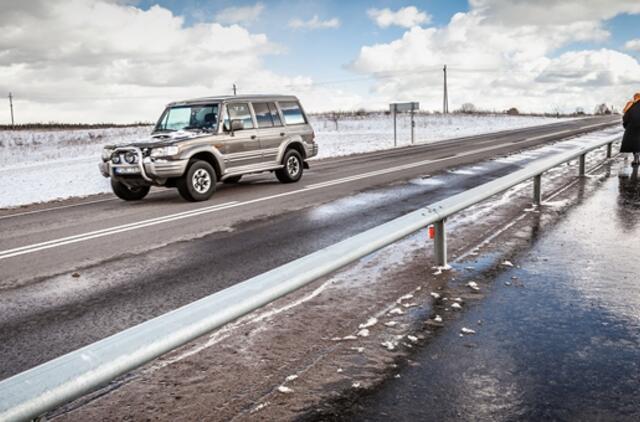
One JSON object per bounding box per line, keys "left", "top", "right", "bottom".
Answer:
{"left": 443, "top": 65, "right": 449, "bottom": 114}
{"left": 8, "top": 92, "right": 14, "bottom": 126}
{"left": 232, "top": 84, "right": 237, "bottom": 96}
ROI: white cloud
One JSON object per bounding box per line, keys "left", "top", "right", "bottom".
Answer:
{"left": 367, "top": 6, "right": 431, "bottom": 29}
{"left": 288, "top": 15, "right": 340, "bottom": 30}
{"left": 470, "top": 0, "right": 640, "bottom": 25}
{"left": 214, "top": 2, "right": 264, "bottom": 25}
{"left": 0, "top": 0, "right": 360, "bottom": 123}
{"left": 625, "top": 39, "right": 640, "bottom": 51}
{"left": 352, "top": 1, "right": 640, "bottom": 113}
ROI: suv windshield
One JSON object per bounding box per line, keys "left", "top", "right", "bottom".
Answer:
{"left": 155, "top": 104, "right": 219, "bottom": 132}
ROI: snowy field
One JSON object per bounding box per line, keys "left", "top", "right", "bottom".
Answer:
{"left": 0, "top": 113, "right": 575, "bottom": 209}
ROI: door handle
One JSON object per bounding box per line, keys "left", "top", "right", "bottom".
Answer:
{"left": 280, "top": 132, "right": 285, "bottom": 137}
{"left": 251, "top": 135, "right": 256, "bottom": 139}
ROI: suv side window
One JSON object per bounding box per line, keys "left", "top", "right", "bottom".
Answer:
{"left": 253, "top": 102, "right": 274, "bottom": 128}
{"left": 224, "top": 103, "right": 254, "bottom": 130}
{"left": 253, "top": 102, "right": 283, "bottom": 128}
{"left": 279, "top": 101, "right": 306, "bottom": 125}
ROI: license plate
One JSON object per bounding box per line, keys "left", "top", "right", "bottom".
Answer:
{"left": 115, "top": 167, "right": 140, "bottom": 175}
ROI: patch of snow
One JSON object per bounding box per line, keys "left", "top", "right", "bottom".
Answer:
{"left": 461, "top": 327, "right": 476, "bottom": 335}
{"left": 285, "top": 375, "right": 298, "bottom": 382}
{"left": 466, "top": 281, "right": 480, "bottom": 291}
{"left": 451, "top": 302, "right": 463, "bottom": 310}
{"left": 350, "top": 346, "right": 365, "bottom": 353}
{"left": 397, "top": 294, "right": 414, "bottom": 302}
{"left": 250, "top": 402, "right": 269, "bottom": 413}
{"left": 433, "top": 315, "right": 443, "bottom": 323}
{"left": 408, "top": 176, "right": 444, "bottom": 187}
{"left": 352, "top": 382, "right": 361, "bottom": 389}
{"left": 381, "top": 340, "right": 398, "bottom": 351}
{"left": 388, "top": 307, "right": 405, "bottom": 316}
{"left": 384, "top": 321, "right": 398, "bottom": 327}
{"left": 502, "top": 260, "right": 514, "bottom": 267}
{"left": 337, "top": 368, "right": 343, "bottom": 373}
{"left": 402, "top": 302, "right": 418, "bottom": 308}
{"left": 357, "top": 328, "right": 370, "bottom": 337}
{"left": 407, "top": 335, "right": 419, "bottom": 343}
{"left": 430, "top": 292, "right": 441, "bottom": 300}
{"left": 277, "top": 385, "right": 294, "bottom": 394}
{"left": 358, "top": 317, "right": 378, "bottom": 329}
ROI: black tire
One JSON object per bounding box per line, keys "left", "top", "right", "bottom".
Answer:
{"left": 111, "top": 180, "right": 150, "bottom": 201}
{"left": 276, "top": 149, "right": 304, "bottom": 183}
{"left": 223, "top": 175, "right": 242, "bottom": 184}
{"left": 177, "top": 160, "right": 217, "bottom": 202}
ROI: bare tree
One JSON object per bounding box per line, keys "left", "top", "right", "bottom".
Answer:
{"left": 459, "top": 103, "right": 476, "bottom": 114}
{"left": 506, "top": 107, "right": 519, "bottom": 115}
{"left": 594, "top": 103, "right": 611, "bottom": 115}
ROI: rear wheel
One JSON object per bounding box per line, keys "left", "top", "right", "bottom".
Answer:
{"left": 223, "top": 175, "right": 242, "bottom": 184}
{"left": 276, "top": 149, "right": 303, "bottom": 183}
{"left": 111, "top": 180, "right": 150, "bottom": 201}
{"left": 177, "top": 160, "right": 217, "bottom": 201}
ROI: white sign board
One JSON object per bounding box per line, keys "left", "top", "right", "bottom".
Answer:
{"left": 390, "top": 102, "right": 419, "bottom": 112}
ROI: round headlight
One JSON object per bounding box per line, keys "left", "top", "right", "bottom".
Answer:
{"left": 124, "top": 151, "right": 137, "bottom": 164}
{"left": 112, "top": 154, "right": 121, "bottom": 164}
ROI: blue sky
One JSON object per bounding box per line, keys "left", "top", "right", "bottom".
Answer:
{"left": 136, "top": 0, "right": 471, "bottom": 87}
{"left": 136, "top": 0, "right": 639, "bottom": 82}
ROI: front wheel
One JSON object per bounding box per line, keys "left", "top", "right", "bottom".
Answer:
{"left": 177, "top": 160, "right": 217, "bottom": 201}
{"left": 276, "top": 150, "right": 303, "bottom": 183}
{"left": 111, "top": 180, "right": 150, "bottom": 201}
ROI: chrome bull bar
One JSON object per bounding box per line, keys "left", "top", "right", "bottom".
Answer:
{"left": 108, "top": 147, "right": 153, "bottom": 183}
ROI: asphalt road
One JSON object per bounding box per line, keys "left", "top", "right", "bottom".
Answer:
{"left": 0, "top": 116, "right": 618, "bottom": 380}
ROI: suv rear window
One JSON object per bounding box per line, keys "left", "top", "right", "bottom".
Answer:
{"left": 279, "top": 101, "right": 306, "bottom": 125}
{"left": 253, "top": 102, "right": 282, "bottom": 128}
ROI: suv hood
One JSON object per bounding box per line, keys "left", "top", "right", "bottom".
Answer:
{"left": 104, "top": 129, "right": 213, "bottom": 149}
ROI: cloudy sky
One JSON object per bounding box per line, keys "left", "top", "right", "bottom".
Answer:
{"left": 2, "top": 0, "right": 640, "bottom": 123}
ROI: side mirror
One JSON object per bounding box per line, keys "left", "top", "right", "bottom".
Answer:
{"left": 230, "top": 119, "right": 243, "bottom": 132}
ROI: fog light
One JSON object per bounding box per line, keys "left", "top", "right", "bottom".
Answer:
{"left": 124, "top": 151, "right": 137, "bottom": 164}
{"left": 112, "top": 154, "right": 121, "bottom": 164}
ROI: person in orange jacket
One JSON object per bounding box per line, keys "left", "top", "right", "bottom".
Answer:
{"left": 622, "top": 93, "right": 640, "bottom": 166}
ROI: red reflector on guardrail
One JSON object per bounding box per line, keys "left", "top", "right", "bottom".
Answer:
{"left": 428, "top": 225, "right": 435, "bottom": 239}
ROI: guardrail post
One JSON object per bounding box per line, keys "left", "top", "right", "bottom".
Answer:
{"left": 606, "top": 142, "right": 612, "bottom": 158}
{"left": 533, "top": 174, "right": 542, "bottom": 206}
{"left": 579, "top": 153, "right": 586, "bottom": 176}
{"left": 434, "top": 219, "right": 447, "bottom": 267}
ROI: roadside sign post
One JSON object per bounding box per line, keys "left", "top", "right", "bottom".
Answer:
{"left": 411, "top": 107, "right": 416, "bottom": 145}
{"left": 389, "top": 102, "right": 419, "bottom": 147}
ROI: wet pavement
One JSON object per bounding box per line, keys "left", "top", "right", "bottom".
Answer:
{"left": 345, "top": 158, "right": 640, "bottom": 421}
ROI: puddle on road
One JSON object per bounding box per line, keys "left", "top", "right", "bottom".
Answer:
{"left": 347, "top": 159, "right": 640, "bottom": 421}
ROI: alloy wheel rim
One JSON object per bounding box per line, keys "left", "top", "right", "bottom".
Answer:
{"left": 192, "top": 168, "right": 211, "bottom": 193}
{"left": 287, "top": 156, "right": 300, "bottom": 177}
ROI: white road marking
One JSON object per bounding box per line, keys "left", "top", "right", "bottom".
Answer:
{"left": 0, "top": 189, "right": 173, "bottom": 221}
{"left": 0, "top": 126, "right": 611, "bottom": 260}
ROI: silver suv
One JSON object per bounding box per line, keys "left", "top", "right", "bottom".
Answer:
{"left": 99, "top": 95, "right": 317, "bottom": 202}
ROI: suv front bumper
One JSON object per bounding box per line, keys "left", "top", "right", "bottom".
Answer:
{"left": 100, "top": 147, "right": 188, "bottom": 184}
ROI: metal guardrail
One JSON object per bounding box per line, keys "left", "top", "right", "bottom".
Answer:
{"left": 0, "top": 133, "right": 620, "bottom": 421}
